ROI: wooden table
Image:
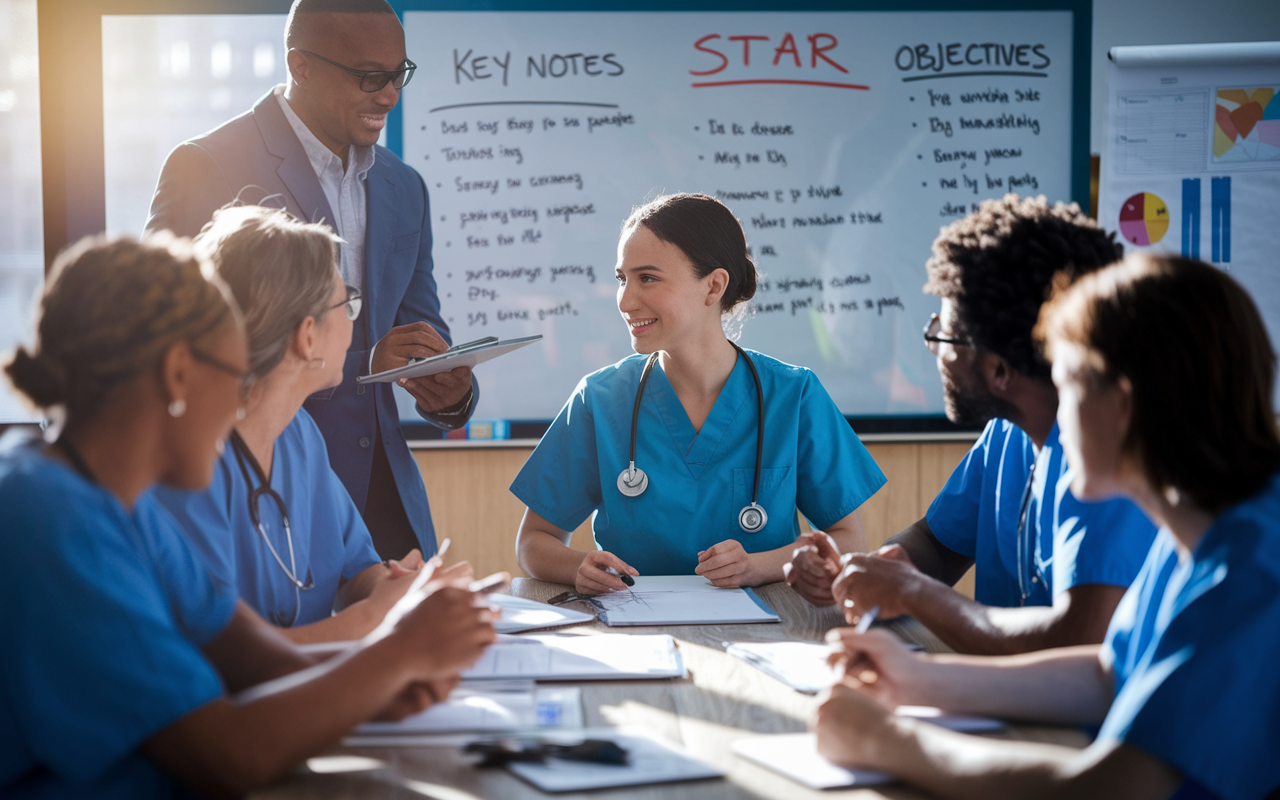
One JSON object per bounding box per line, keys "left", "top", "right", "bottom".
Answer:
{"left": 252, "top": 579, "right": 1088, "bottom": 799}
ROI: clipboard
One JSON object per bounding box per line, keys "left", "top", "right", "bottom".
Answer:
{"left": 356, "top": 334, "right": 542, "bottom": 385}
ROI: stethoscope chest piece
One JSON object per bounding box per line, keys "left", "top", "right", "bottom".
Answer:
{"left": 738, "top": 502, "right": 768, "bottom": 534}
{"left": 617, "top": 464, "right": 649, "bottom": 497}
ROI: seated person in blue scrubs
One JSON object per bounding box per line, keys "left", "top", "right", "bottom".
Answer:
{"left": 155, "top": 206, "right": 421, "bottom": 641}
{"left": 789, "top": 195, "right": 1156, "bottom": 654}
{"left": 1, "top": 235, "right": 495, "bottom": 798}
{"left": 816, "top": 253, "right": 1280, "bottom": 800}
{"left": 512, "top": 193, "right": 886, "bottom": 594}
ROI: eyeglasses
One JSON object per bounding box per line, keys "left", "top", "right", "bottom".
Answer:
{"left": 327, "top": 285, "right": 363, "bottom": 321}
{"left": 296, "top": 49, "right": 416, "bottom": 92}
{"left": 192, "top": 348, "right": 254, "bottom": 402}
{"left": 923, "top": 313, "right": 973, "bottom": 354}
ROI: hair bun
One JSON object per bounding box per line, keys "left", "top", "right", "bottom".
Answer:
{"left": 4, "top": 347, "right": 69, "bottom": 410}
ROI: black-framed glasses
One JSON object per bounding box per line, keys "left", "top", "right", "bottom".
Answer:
{"left": 192, "top": 348, "right": 254, "bottom": 402}
{"left": 297, "top": 49, "right": 416, "bottom": 92}
{"left": 327, "top": 285, "right": 363, "bottom": 321}
{"left": 923, "top": 313, "right": 972, "bottom": 354}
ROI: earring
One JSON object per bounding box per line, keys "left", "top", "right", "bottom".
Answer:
{"left": 168, "top": 399, "right": 187, "bottom": 418}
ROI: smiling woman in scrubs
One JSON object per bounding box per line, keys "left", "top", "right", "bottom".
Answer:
{"left": 816, "top": 253, "right": 1280, "bottom": 800}
{"left": 155, "top": 206, "right": 421, "bottom": 641}
{"left": 512, "top": 194, "right": 886, "bottom": 594}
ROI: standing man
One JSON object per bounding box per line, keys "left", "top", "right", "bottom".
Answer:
{"left": 145, "top": 0, "right": 474, "bottom": 559}
{"left": 787, "top": 195, "right": 1157, "bottom": 655}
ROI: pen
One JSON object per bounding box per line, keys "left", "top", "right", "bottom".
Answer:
{"left": 836, "top": 603, "right": 880, "bottom": 685}
{"left": 605, "top": 566, "right": 637, "bottom": 597}
{"left": 605, "top": 566, "right": 635, "bottom": 587}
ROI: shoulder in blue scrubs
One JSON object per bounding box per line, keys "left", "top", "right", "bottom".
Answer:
{"left": 0, "top": 440, "right": 237, "bottom": 799}
{"left": 154, "top": 408, "right": 381, "bottom": 627}
{"left": 1098, "top": 472, "right": 1280, "bottom": 800}
{"left": 926, "top": 418, "right": 1157, "bottom": 607}
{"left": 511, "top": 349, "right": 886, "bottom": 575}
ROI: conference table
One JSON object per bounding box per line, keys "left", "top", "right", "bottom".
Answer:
{"left": 252, "top": 578, "right": 1089, "bottom": 800}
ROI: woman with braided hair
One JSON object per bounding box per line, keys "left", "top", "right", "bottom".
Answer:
{"left": 1, "top": 234, "right": 495, "bottom": 798}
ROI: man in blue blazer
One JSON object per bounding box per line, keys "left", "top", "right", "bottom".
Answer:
{"left": 145, "top": 0, "right": 473, "bottom": 559}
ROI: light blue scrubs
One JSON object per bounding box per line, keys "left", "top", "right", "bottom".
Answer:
{"left": 510, "top": 350, "right": 887, "bottom": 575}
{"left": 0, "top": 438, "right": 237, "bottom": 799}
{"left": 155, "top": 409, "right": 381, "bottom": 627}
{"left": 1098, "top": 473, "right": 1280, "bottom": 800}
{"left": 926, "top": 419, "right": 1157, "bottom": 607}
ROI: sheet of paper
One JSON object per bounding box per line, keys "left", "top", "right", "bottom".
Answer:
{"left": 349, "top": 682, "right": 584, "bottom": 740}
{"left": 583, "top": 575, "right": 780, "bottom": 626}
{"left": 506, "top": 728, "right": 723, "bottom": 793}
{"left": 489, "top": 593, "right": 595, "bottom": 634}
{"left": 725, "top": 641, "right": 836, "bottom": 694}
{"left": 462, "top": 634, "right": 684, "bottom": 681}
{"left": 733, "top": 733, "right": 893, "bottom": 789}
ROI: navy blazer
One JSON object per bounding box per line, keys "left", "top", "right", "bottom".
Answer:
{"left": 144, "top": 88, "right": 474, "bottom": 555}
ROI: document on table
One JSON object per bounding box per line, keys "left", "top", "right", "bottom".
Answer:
{"left": 505, "top": 728, "right": 724, "bottom": 793}
{"left": 733, "top": 733, "right": 893, "bottom": 788}
{"left": 462, "top": 633, "right": 685, "bottom": 681}
{"left": 347, "top": 681, "right": 583, "bottom": 743}
{"left": 490, "top": 593, "right": 595, "bottom": 634}
{"left": 583, "top": 575, "right": 780, "bottom": 626}
{"left": 724, "top": 641, "right": 837, "bottom": 694}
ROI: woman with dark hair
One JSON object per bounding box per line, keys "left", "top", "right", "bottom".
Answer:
{"left": 511, "top": 193, "right": 886, "bottom": 594}
{"left": 815, "top": 253, "right": 1280, "bottom": 800}
{"left": 0, "top": 234, "right": 494, "bottom": 798}
{"left": 155, "top": 205, "right": 424, "bottom": 641}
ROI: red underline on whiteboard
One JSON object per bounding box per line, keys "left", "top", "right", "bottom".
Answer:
{"left": 690, "top": 79, "right": 871, "bottom": 90}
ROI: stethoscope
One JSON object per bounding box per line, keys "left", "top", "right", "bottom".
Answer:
{"left": 230, "top": 431, "right": 314, "bottom": 625}
{"left": 1015, "top": 453, "right": 1045, "bottom": 605}
{"left": 616, "top": 342, "right": 769, "bottom": 534}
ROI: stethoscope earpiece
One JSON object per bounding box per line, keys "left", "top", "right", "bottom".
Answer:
{"left": 620, "top": 345, "right": 770, "bottom": 535}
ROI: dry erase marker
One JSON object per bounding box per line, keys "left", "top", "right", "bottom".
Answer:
{"left": 605, "top": 566, "right": 636, "bottom": 587}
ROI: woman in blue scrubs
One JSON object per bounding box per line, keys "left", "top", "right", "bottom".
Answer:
{"left": 155, "top": 206, "right": 420, "bottom": 641}
{"left": 1, "top": 235, "right": 494, "bottom": 798}
{"left": 513, "top": 194, "right": 886, "bottom": 594}
{"left": 816, "top": 253, "right": 1280, "bottom": 800}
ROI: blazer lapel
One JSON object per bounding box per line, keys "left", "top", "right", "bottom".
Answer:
{"left": 251, "top": 91, "right": 337, "bottom": 230}
{"left": 363, "top": 163, "right": 396, "bottom": 340}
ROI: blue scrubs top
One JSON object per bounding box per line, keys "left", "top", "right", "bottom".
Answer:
{"left": 0, "top": 440, "right": 237, "bottom": 799}
{"left": 1098, "top": 473, "right": 1280, "bottom": 800}
{"left": 926, "top": 419, "right": 1157, "bottom": 607}
{"left": 510, "top": 350, "right": 887, "bottom": 575}
{"left": 155, "top": 409, "right": 381, "bottom": 628}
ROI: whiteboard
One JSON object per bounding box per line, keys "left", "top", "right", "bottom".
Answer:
{"left": 400, "top": 9, "right": 1078, "bottom": 423}
{"left": 1100, "top": 42, "right": 1280, "bottom": 403}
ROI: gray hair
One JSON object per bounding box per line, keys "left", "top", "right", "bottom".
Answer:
{"left": 194, "top": 205, "right": 342, "bottom": 381}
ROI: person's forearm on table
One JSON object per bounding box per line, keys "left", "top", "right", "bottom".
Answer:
{"left": 515, "top": 511, "right": 584, "bottom": 584}
{"left": 884, "top": 518, "right": 974, "bottom": 586}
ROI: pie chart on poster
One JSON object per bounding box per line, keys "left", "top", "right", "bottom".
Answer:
{"left": 1118, "top": 192, "right": 1170, "bottom": 247}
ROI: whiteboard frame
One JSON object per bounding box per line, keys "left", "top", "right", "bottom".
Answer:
{"left": 37, "top": 0, "right": 1093, "bottom": 441}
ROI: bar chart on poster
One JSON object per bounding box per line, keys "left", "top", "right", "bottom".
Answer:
{"left": 399, "top": 9, "right": 1080, "bottom": 425}
{"left": 1101, "top": 42, "right": 1280, "bottom": 402}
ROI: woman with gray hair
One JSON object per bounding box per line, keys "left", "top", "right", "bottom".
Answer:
{"left": 156, "top": 205, "right": 427, "bottom": 641}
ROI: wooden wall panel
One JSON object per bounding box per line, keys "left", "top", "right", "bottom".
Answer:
{"left": 414, "top": 438, "right": 975, "bottom": 595}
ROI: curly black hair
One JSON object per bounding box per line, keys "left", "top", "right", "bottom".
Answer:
{"left": 924, "top": 194, "right": 1123, "bottom": 381}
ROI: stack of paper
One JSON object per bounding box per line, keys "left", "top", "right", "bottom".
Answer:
{"left": 584, "top": 575, "right": 780, "bottom": 626}
{"left": 462, "top": 633, "right": 685, "bottom": 681}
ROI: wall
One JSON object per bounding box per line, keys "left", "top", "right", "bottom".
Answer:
{"left": 414, "top": 440, "right": 977, "bottom": 597}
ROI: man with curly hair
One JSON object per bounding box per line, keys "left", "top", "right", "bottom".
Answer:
{"left": 791, "top": 194, "right": 1157, "bottom": 655}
